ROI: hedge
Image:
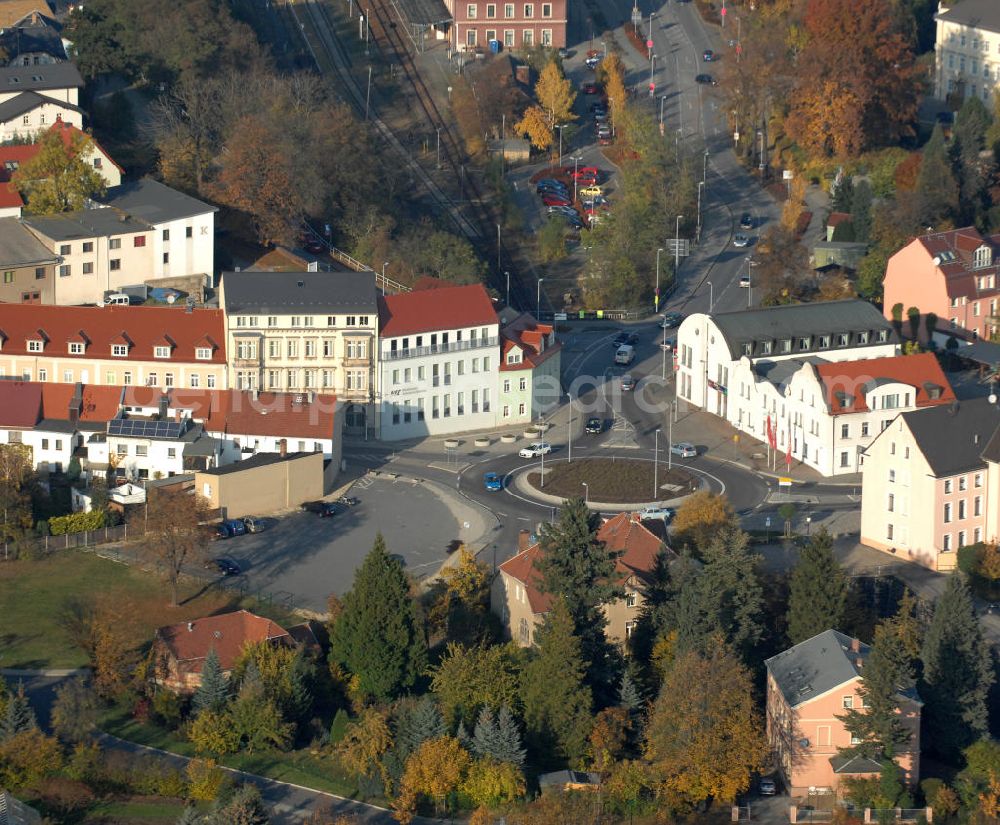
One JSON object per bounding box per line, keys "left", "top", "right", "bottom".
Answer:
{"left": 48, "top": 510, "right": 108, "bottom": 536}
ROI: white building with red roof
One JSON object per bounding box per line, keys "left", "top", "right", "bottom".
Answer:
{"left": 377, "top": 281, "right": 501, "bottom": 439}
{"left": 883, "top": 227, "right": 1000, "bottom": 342}
{"left": 728, "top": 352, "right": 955, "bottom": 476}
{"left": 491, "top": 512, "right": 673, "bottom": 647}
{"left": 498, "top": 311, "right": 562, "bottom": 425}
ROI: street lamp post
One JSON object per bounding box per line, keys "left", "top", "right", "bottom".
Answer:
{"left": 381, "top": 261, "right": 388, "bottom": 296}
{"left": 659, "top": 95, "right": 665, "bottom": 126}
{"left": 582, "top": 482, "right": 589, "bottom": 505}
{"left": 537, "top": 278, "right": 545, "bottom": 317}
{"left": 668, "top": 404, "right": 674, "bottom": 471}
{"left": 707, "top": 280, "right": 714, "bottom": 313}
{"left": 697, "top": 181, "right": 704, "bottom": 240}
{"left": 655, "top": 247, "right": 664, "bottom": 313}
{"left": 572, "top": 155, "right": 583, "bottom": 202}
{"left": 674, "top": 214, "right": 683, "bottom": 280}
{"left": 505, "top": 270, "right": 510, "bottom": 307}
{"left": 555, "top": 124, "right": 565, "bottom": 167}
{"left": 661, "top": 316, "right": 668, "bottom": 379}
{"left": 654, "top": 429, "right": 661, "bottom": 499}
{"left": 497, "top": 224, "right": 501, "bottom": 273}
{"left": 650, "top": 54, "right": 657, "bottom": 88}
{"left": 745, "top": 257, "right": 757, "bottom": 308}
{"left": 567, "top": 392, "right": 573, "bottom": 463}
{"left": 436, "top": 127, "right": 441, "bottom": 169}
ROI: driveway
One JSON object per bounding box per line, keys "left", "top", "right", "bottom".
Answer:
{"left": 208, "top": 476, "right": 487, "bottom": 612}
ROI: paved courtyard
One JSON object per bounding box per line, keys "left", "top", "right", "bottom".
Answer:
{"left": 213, "top": 475, "right": 492, "bottom": 612}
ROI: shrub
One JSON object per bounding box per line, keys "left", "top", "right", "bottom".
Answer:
{"left": 151, "top": 689, "right": 185, "bottom": 729}
{"left": 48, "top": 509, "right": 107, "bottom": 536}
{"left": 186, "top": 757, "right": 229, "bottom": 802}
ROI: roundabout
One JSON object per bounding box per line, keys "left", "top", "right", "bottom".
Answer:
{"left": 525, "top": 457, "right": 699, "bottom": 505}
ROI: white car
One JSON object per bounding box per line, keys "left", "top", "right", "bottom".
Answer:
{"left": 733, "top": 233, "right": 750, "bottom": 248}
{"left": 519, "top": 442, "right": 552, "bottom": 458}
{"left": 639, "top": 505, "right": 675, "bottom": 521}
{"left": 670, "top": 442, "right": 697, "bottom": 458}
{"left": 739, "top": 274, "right": 751, "bottom": 288}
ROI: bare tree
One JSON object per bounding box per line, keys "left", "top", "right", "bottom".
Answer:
{"left": 143, "top": 489, "right": 212, "bottom": 607}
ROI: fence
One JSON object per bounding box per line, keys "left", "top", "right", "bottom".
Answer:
{"left": 1, "top": 522, "right": 142, "bottom": 560}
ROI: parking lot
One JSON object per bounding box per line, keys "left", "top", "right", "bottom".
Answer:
{"left": 208, "top": 475, "right": 479, "bottom": 612}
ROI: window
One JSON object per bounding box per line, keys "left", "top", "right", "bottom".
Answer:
{"left": 518, "top": 402, "right": 526, "bottom": 416}
{"left": 524, "top": 2, "right": 532, "bottom": 15}
{"left": 186, "top": 226, "right": 193, "bottom": 238}
{"left": 542, "top": 1, "right": 551, "bottom": 13}
{"left": 81, "top": 261, "right": 93, "bottom": 275}
{"left": 154, "top": 345, "right": 170, "bottom": 358}
{"left": 842, "top": 696, "right": 854, "bottom": 709}
{"left": 164, "top": 373, "right": 174, "bottom": 388}
{"left": 116, "top": 443, "right": 127, "bottom": 456}
{"left": 888, "top": 493, "right": 895, "bottom": 512}
{"left": 486, "top": 28, "right": 496, "bottom": 40}
{"left": 882, "top": 394, "right": 899, "bottom": 410}
{"left": 541, "top": 28, "right": 551, "bottom": 44}
{"left": 148, "top": 372, "right": 157, "bottom": 386}
{"left": 503, "top": 378, "right": 511, "bottom": 393}
{"left": 504, "top": 28, "right": 514, "bottom": 45}
{"left": 287, "top": 340, "right": 298, "bottom": 358}
{"left": 110, "top": 259, "right": 121, "bottom": 271}
{"left": 523, "top": 29, "right": 533, "bottom": 45}
{"left": 112, "top": 344, "right": 128, "bottom": 357}
{"left": 504, "top": 2, "right": 513, "bottom": 15}
{"left": 977, "top": 472, "right": 985, "bottom": 488}
{"left": 466, "top": 28, "right": 477, "bottom": 45}
{"left": 195, "top": 347, "right": 211, "bottom": 361}
{"left": 486, "top": 2, "right": 495, "bottom": 15}
{"left": 305, "top": 339, "right": 316, "bottom": 358}
{"left": 959, "top": 530, "right": 967, "bottom": 548}
{"left": 37, "top": 368, "right": 46, "bottom": 382}
{"left": 959, "top": 475, "right": 967, "bottom": 491}
{"left": 837, "top": 333, "right": 849, "bottom": 346}
{"left": 959, "top": 500, "right": 967, "bottom": 519}
{"left": 888, "top": 469, "right": 896, "bottom": 483}
{"left": 861, "top": 422, "right": 869, "bottom": 438}
{"left": 27, "top": 339, "right": 42, "bottom": 352}
{"left": 502, "top": 404, "right": 510, "bottom": 418}
{"left": 519, "top": 376, "right": 527, "bottom": 391}
{"left": 122, "top": 371, "right": 131, "bottom": 385}
{"left": 207, "top": 375, "right": 215, "bottom": 388}
{"left": 190, "top": 373, "right": 200, "bottom": 388}
{"left": 840, "top": 451, "right": 849, "bottom": 468}
{"left": 944, "top": 502, "right": 952, "bottom": 523}
{"left": 945, "top": 479, "right": 953, "bottom": 494}
{"left": 109, "top": 238, "right": 121, "bottom": 250}
{"left": 34, "top": 267, "right": 44, "bottom": 280}
{"left": 135, "top": 445, "right": 148, "bottom": 457}
{"left": 975, "top": 496, "right": 982, "bottom": 516}
{"left": 59, "top": 243, "right": 70, "bottom": 255}
{"left": 162, "top": 252, "right": 169, "bottom": 264}
{"left": 58, "top": 264, "right": 70, "bottom": 277}
{"left": 68, "top": 342, "right": 83, "bottom": 355}
{"left": 162, "top": 229, "right": 170, "bottom": 241}
{"left": 841, "top": 423, "right": 849, "bottom": 439}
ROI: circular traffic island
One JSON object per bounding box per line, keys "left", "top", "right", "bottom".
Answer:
{"left": 526, "top": 457, "right": 698, "bottom": 504}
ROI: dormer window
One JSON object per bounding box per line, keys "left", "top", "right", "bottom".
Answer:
{"left": 974, "top": 244, "right": 993, "bottom": 269}
{"left": 154, "top": 345, "right": 171, "bottom": 359}
{"left": 780, "top": 339, "right": 792, "bottom": 353}
{"left": 506, "top": 349, "right": 522, "bottom": 365}
{"left": 111, "top": 344, "right": 128, "bottom": 357}
{"left": 818, "top": 334, "right": 831, "bottom": 348}
{"left": 876, "top": 329, "right": 889, "bottom": 342}
{"left": 837, "top": 333, "right": 850, "bottom": 346}
{"left": 742, "top": 342, "right": 752, "bottom": 356}
{"left": 798, "top": 336, "right": 812, "bottom": 351}
{"left": 195, "top": 347, "right": 212, "bottom": 360}
{"left": 761, "top": 340, "right": 773, "bottom": 355}
{"left": 835, "top": 391, "right": 853, "bottom": 409}
{"left": 27, "top": 339, "right": 42, "bottom": 352}
{"left": 68, "top": 342, "right": 84, "bottom": 355}
{"left": 857, "top": 331, "right": 869, "bottom": 345}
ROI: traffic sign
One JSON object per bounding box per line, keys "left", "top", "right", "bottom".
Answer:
{"left": 778, "top": 477, "right": 792, "bottom": 487}
{"left": 646, "top": 39, "right": 653, "bottom": 49}
{"left": 720, "top": 5, "right": 727, "bottom": 15}
{"left": 665, "top": 238, "right": 690, "bottom": 257}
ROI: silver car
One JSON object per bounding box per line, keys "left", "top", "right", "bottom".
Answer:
{"left": 519, "top": 441, "right": 552, "bottom": 458}
{"left": 670, "top": 442, "right": 697, "bottom": 458}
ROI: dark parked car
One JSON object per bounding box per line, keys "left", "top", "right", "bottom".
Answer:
{"left": 585, "top": 417, "right": 603, "bottom": 434}
{"left": 302, "top": 500, "right": 337, "bottom": 517}
{"left": 613, "top": 331, "right": 638, "bottom": 346}
{"left": 695, "top": 73, "right": 717, "bottom": 85}
{"left": 702, "top": 49, "right": 715, "bottom": 61}
{"left": 215, "top": 518, "right": 246, "bottom": 539}
{"left": 740, "top": 212, "right": 755, "bottom": 230}
{"left": 660, "top": 312, "right": 684, "bottom": 328}
{"left": 205, "top": 556, "right": 241, "bottom": 576}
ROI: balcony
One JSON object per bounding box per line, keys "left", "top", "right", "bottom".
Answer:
{"left": 383, "top": 336, "right": 498, "bottom": 362}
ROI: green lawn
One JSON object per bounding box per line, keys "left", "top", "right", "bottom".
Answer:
{"left": 0, "top": 550, "right": 293, "bottom": 670}
{"left": 87, "top": 799, "right": 189, "bottom": 822}
{"left": 528, "top": 458, "right": 697, "bottom": 503}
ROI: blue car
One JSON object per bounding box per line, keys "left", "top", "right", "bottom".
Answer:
{"left": 215, "top": 518, "right": 247, "bottom": 539}
{"left": 484, "top": 472, "right": 503, "bottom": 491}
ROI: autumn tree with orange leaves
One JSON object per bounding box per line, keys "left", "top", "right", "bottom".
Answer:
{"left": 786, "top": 0, "right": 920, "bottom": 158}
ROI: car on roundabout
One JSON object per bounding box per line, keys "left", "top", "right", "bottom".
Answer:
{"left": 484, "top": 472, "right": 503, "bottom": 491}
{"left": 670, "top": 442, "right": 697, "bottom": 458}
{"left": 585, "top": 417, "right": 604, "bottom": 434}
{"left": 639, "top": 505, "right": 675, "bottom": 522}
{"left": 519, "top": 442, "right": 552, "bottom": 458}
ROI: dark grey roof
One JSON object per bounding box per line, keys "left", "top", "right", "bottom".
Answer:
{"left": 0, "top": 22, "right": 66, "bottom": 61}
{"left": 952, "top": 338, "right": 1000, "bottom": 368}
{"left": 0, "top": 60, "right": 81, "bottom": 90}
{"left": 937, "top": 0, "right": 1000, "bottom": 34}
{"left": 182, "top": 432, "right": 221, "bottom": 457}
{"left": 199, "top": 450, "right": 318, "bottom": 475}
{"left": 22, "top": 207, "right": 148, "bottom": 241}
{"left": 394, "top": 0, "right": 451, "bottom": 26}
{"left": 830, "top": 755, "right": 884, "bottom": 775}
{"left": 710, "top": 300, "right": 895, "bottom": 360}
{"left": 98, "top": 178, "right": 217, "bottom": 224}
{"left": 0, "top": 789, "right": 43, "bottom": 825}
{"left": 766, "top": 629, "right": 868, "bottom": 708}
{"left": 222, "top": 271, "right": 378, "bottom": 314}
{"left": 35, "top": 418, "right": 76, "bottom": 432}
{"left": 901, "top": 397, "right": 1000, "bottom": 476}
{"left": 0, "top": 216, "right": 57, "bottom": 266}
{"left": 0, "top": 88, "right": 81, "bottom": 122}
{"left": 754, "top": 357, "right": 826, "bottom": 390}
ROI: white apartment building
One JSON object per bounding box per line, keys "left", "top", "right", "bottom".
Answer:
{"left": 220, "top": 270, "right": 377, "bottom": 438}
{"left": 0, "top": 61, "right": 84, "bottom": 140}
{"left": 676, "top": 300, "right": 898, "bottom": 422}
{"left": 728, "top": 352, "right": 955, "bottom": 476}
{"left": 935, "top": 0, "right": 1000, "bottom": 102}
{"left": 378, "top": 283, "right": 500, "bottom": 440}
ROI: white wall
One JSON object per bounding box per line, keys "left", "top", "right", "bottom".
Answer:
{"left": 149, "top": 213, "right": 215, "bottom": 280}
{"left": 0, "top": 426, "right": 74, "bottom": 472}
{"left": 0, "top": 101, "right": 81, "bottom": 142}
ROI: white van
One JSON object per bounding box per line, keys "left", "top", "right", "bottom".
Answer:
{"left": 100, "top": 293, "right": 131, "bottom": 307}
{"left": 614, "top": 344, "right": 635, "bottom": 365}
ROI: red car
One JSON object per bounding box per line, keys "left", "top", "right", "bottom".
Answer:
{"left": 572, "top": 166, "right": 600, "bottom": 181}
{"left": 582, "top": 83, "right": 602, "bottom": 95}
{"left": 542, "top": 194, "right": 572, "bottom": 206}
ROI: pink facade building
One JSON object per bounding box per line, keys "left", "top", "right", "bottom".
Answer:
{"left": 766, "top": 630, "right": 922, "bottom": 797}
{"left": 446, "top": 0, "right": 567, "bottom": 53}
{"left": 883, "top": 227, "right": 1000, "bottom": 341}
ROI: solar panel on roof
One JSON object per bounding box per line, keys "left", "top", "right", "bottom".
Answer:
{"left": 108, "top": 418, "right": 183, "bottom": 439}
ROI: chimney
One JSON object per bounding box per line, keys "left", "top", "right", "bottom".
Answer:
{"left": 850, "top": 638, "right": 861, "bottom": 653}
{"left": 187, "top": 622, "right": 194, "bottom": 632}
{"left": 518, "top": 529, "right": 531, "bottom": 553}
{"left": 279, "top": 438, "right": 287, "bottom": 458}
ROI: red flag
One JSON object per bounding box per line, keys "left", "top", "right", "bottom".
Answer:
{"left": 766, "top": 415, "right": 777, "bottom": 450}
{"left": 785, "top": 422, "right": 792, "bottom": 467}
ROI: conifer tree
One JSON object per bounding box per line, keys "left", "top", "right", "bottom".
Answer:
{"left": 920, "top": 573, "right": 994, "bottom": 761}
{"left": 175, "top": 807, "right": 204, "bottom": 825}
{"left": 330, "top": 533, "right": 427, "bottom": 701}
{"left": 786, "top": 529, "right": 848, "bottom": 644}
{"left": 520, "top": 600, "right": 593, "bottom": 764}
{"left": 456, "top": 720, "right": 472, "bottom": 750}
{"left": 916, "top": 124, "right": 959, "bottom": 226}
{"left": 471, "top": 706, "right": 498, "bottom": 760}
{"left": 0, "top": 681, "right": 37, "bottom": 741}
{"left": 193, "top": 648, "right": 230, "bottom": 715}
{"left": 492, "top": 705, "right": 526, "bottom": 767}
{"left": 618, "top": 669, "right": 644, "bottom": 713}
{"left": 396, "top": 696, "right": 446, "bottom": 758}
{"left": 851, "top": 179, "right": 873, "bottom": 244}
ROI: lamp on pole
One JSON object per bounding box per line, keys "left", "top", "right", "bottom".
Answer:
{"left": 537, "top": 278, "right": 545, "bottom": 317}
{"left": 674, "top": 214, "right": 683, "bottom": 280}
{"left": 745, "top": 256, "right": 757, "bottom": 308}
{"left": 582, "top": 482, "right": 589, "bottom": 505}
{"left": 661, "top": 315, "right": 668, "bottom": 379}
{"left": 654, "top": 429, "right": 661, "bottom": 499}
{"left": 650, "top": 54, "right": 657, "bottom": 88}
{"left": 555, "top": 124, "right": 566, "bottom": 167}
{"left": 697, "top": 181, "right": 704, "bottom": 240}
{"left": 668, "top": 403, "right": 674, "bottom": 470}
{"left": 505, "top": 270, "right": 510, "bottom": 307}
{"left": 659, "top": 94, "right": 666, "bottom": 126}
{"left": 567, "top": 392, "right": 573, "bottom": 463}
{"left": 655, "top": 247, "right": 664, "bottom": 313}
{"left": 381, "top": 261, "right": 388, "bottom": 296}
{"left": 497, "top": 224, "right": 501, "bottom": 273}
{"left": 703, "top": 149, "right": 709, "bottom": 183}
{"left": 436, "top": 127, "right": 441, "bottom": 169}
{"left": 707, "top": 280, "right": 714, "bottom": 313}
{"left": 572, "top": 155, "right": 583, "bottom": 202}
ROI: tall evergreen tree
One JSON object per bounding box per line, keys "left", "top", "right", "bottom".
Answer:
{"left": 520, "top": 600, "right": 593, "bottom": 764}
{"left": 831, "top": 174, "right": 855, "bottom": 214}
{"left": 851, "top": 179, "right": 873, "bottom": 244}
{"left": 455, "top": 720, "right": 472, "bottom": 750}
{"left": 330, "top": 534, "right": 427, "bottom": 701}
{"left": 618, "top": 669, "right": 644, "bottom": 713}
{"left": 838, "top": 623, "right": 915, "bottom": 761}
{"left": 396, "top": 696, "right": 446, "bottom": 758}
{"left": 193, "top": 648, "right": 229, "bottom": 715}
{"left": 471, "top": 706, "right": 499, "bottom": 760}
{"left": 175, "top": 807, "right": 204, "bottom": 825}
{"left": 786, "top": 529, "right": 849, "bottom": 644}
{"left": 920, "top": 573, "right": 994, "bottom": 761}
{"left": 211, "top": 784, "right": 270, "bottom": 825}
{"left": 0, "top": 681, "right": 36, "bottom": 741}
{"left": 916, "top": 124, "right": 959, "bottom": 226}
{"left": 492, "top": 705, "right": 526, "bottom": 767}
{"left": 695, "top": 526, "right": 764, "bottom": 663}
{"left": 952, "top": 95, "right": 993, "bottom": 225}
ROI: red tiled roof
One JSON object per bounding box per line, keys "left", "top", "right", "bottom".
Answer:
{"left": 500, "top": 312, "right": 562, "bottom": 371}
{"left": 915, "top": 227, "right": 1000, "bottom": 299}
{"left": 816, "top": 353, "right": 955, "bottom": 415}
{"left": 378, "top": 283, "right": 498, "bottom": 337}
{"left": 0, "top": 304, "right": 226, "bottom": 363}
{"left": 0, "top": 380, "right": 41, "bottom": 426}
{"left": 411, "top": 275, "right": 454, "bottom": 291}
{"left": 826, "top": 212, "right": 852, "bottom": 228}
{"left": 499, "top": 512, "right": 669, "bottom": 616}
{"left": 156, "top": 609, "right": 290, "bottom": 675}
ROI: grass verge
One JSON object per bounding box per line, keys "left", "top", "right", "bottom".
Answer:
{"left": 527, "top": 457, "right": 696, "bottom": 503}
